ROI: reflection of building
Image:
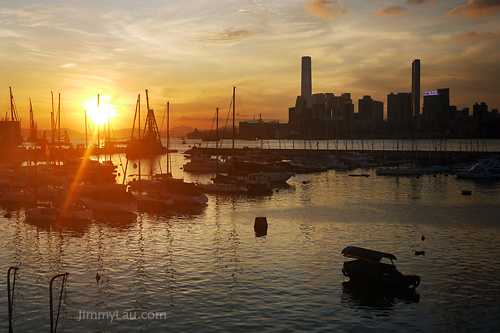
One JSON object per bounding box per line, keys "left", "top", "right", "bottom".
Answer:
{"left": 422, "top": 88, "right": 450, "bottom": 132}
{"left": 387, "top": 92, "right": 412, "bottom": 129}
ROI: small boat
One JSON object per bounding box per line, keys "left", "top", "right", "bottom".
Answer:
{"left": 341, "top": 246, "right": 420, "bottom": 290}
{"left": 25, "top": 203, "right": 57, "bottom": 222}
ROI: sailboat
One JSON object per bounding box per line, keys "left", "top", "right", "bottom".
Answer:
{"left": 196, "top": 104, "right": 250, "bottom": 194}
{"left": 126, "top": 99, "right": 209, "bottom": 206}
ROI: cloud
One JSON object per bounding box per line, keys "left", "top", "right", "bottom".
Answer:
{"left": 304, "top": 0, "right": 346, "bottom": 21}
{"left": 455, "top": 31, "right": 500, "bottom": 40}
{"left": 0, "top": 5, "right": 63, "bottom": 26}
{"left": 445, "top": 0, "right": 500, "bottom": 19}
{"left": 374, "top": 6, "right": 408, "bottom": 17}
{"left": 406, "top": 0, "right": 430, "bottom": 4}
{"left": 194, "top": 29, "right": 256, "bottom": 43}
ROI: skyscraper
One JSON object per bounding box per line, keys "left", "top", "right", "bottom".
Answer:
{"left": 301, "top": 56, "right": 312, "bottom": 108}
{"left": 412, "top": 59, "right": 421, "bottom": 118}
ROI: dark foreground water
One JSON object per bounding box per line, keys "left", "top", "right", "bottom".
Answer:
{"left": 1, "top": 150, "right": 500, "bottom": 332}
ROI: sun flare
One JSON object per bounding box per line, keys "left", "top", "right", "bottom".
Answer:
{"left": 83, "top": 96, "right": 116, "bottom": 125}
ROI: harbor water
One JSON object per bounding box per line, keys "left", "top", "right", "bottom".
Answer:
{"left": 1, "top": 139, "right": 500, "bottom": 332}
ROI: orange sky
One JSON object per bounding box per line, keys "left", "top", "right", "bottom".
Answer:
{"left": 1, "top": 0, "right": 499, "bottom": 133}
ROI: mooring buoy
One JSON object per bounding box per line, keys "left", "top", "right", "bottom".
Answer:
{"left": 254, "top": 216, "right": 268, "bottom": 236}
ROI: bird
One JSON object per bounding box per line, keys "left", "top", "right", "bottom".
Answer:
{"left": 96, "top": 272, "right": 100, "bottom": 283}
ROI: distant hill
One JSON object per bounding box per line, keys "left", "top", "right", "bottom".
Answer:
{"left": 21, "top": 125, "right": 196, "bottom": 141}
{"left": 163, "top": 126, "right": 195, "bottom": 138}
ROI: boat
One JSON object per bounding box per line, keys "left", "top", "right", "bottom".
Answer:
{"left": 133, "top": 191, "right": 174, "bottom": 211}
{"left": 229, "top": 160, "right": 294, "bottom": 182}
{"left": 182, "top": 156, "right": 231, "bottom": 173}
{"left": 81, "top": 184, "right": 137, "bottom": 213}
{"left": 455, "top": 158, "right": 500, "bottom": 179}
{"left": 25, "top": 203, "right": 57, "bottom": 222}
{"left": 197, "top": 182, "right": 249, "bottom": 193}
{"left": 129, "top": 174, "right": 208, "bottom": 205}
{"left": 341, "top": 246, "right": 420, "bottom": 290}
{"left": 212, "top": 173, "right": 272, "bottom": 194}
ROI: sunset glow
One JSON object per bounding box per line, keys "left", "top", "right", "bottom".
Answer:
{"left": 83, "top": 97, "right": 117, "bottom": 126}
{"left": 1, "top": 0, "right": 499, "bottom": 133}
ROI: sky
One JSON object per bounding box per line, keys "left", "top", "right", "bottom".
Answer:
{"left": 1, "top": 0, "right": 499, "bottom": 133}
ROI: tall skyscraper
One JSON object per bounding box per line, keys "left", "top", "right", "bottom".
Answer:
{"left": 301, "top": 56, "right": 312, "bottom": 108}
{"left": 412, "top": 59, "right": 421, "bottom": 118}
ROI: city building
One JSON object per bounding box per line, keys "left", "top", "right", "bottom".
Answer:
{"left": 422, "top": 88, "right": 450, "bottom": 132}
{"left": 358, "top": 95, "right": 384, "bottom": 127}
{"left": 387, "top": 92, "right": 412, "bottom": 130}
{"left": 301, "top": 56, "right": 312, "bottom": 108}
{"left": 412, "top": 59, "right": 420, "bottom": 118}
{"left": 473, "top": 102, "right": 488, "bottom": 121}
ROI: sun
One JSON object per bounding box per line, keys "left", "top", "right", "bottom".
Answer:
{"left": 83, "top": 96, "right": 117, "bottom": 125}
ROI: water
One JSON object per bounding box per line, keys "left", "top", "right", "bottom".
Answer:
{"left": 1, "top": 141, "right": 500, "bottom": 332}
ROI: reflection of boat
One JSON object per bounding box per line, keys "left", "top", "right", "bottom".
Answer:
{"left": 341, "top": 246, "right": 420, "bottom": 290}
{"left": 342, "top": 280, "right": 420, "bottom": 308}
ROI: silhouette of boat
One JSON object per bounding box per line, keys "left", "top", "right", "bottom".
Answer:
{"left": 341, "top": 246, "right": 420, "bottom": 290}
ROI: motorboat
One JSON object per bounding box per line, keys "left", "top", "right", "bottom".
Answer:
{"left": 341, "top": 246, "right": 420, "bottom": 290}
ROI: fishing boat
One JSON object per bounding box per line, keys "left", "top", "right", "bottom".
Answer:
{"left": 341, "top": 246, "right": 420, "bottom": 290}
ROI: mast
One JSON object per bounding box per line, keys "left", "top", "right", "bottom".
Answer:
{"left": 232, "top": 86, "right": 235, "bottom": 151}
{"left": 167, "top": 101, "right": 170, "bottom": 175}
{"left": 97, "top": 94, "right": 100, "bottom": 161}
{"left": 232, "top": 87, "right": 236, "bottom": 175}
{"left": 58, "top": 93, "right": 61, "bottom": 148}
{"left": 29, "top": 98, "right": 37, "bottom": 143}
{"left": 51, "top": 92, "right": 55, "bottom": 145}
{"left": 85, "top": 110, "right": 87, "bottom": 149}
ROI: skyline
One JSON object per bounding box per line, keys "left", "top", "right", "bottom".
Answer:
{"left": 1, "top": 0, "right": 499, "bottom": 132}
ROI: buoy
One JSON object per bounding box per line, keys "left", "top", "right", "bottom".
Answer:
{"left": 415, "top": 251, "right": 425, "bottom": 256}
{"left": 96, "top": 272, "right": 100, "bottom": 283}
{"left": 254, "top": 216, "right": 268, "bottom": 236}
{"left": 461, "top": 190, "right": 472, "bottom": 195}
{"left": 421, "top": 235, "right": 425, "bottom": 241}
{"left": 133, "top": 163, "right": 138, "bottom": 169}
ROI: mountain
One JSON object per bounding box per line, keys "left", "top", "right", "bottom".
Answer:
{"left": 21, "top": 125, "right": 196, "bottom": 140}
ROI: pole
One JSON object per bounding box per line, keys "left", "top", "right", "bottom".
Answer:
{"left": 50, "top": 273, "right": 69, "bottom": 333}
{"left": 8, "top": 266, "right": 18, "bottom": 333}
